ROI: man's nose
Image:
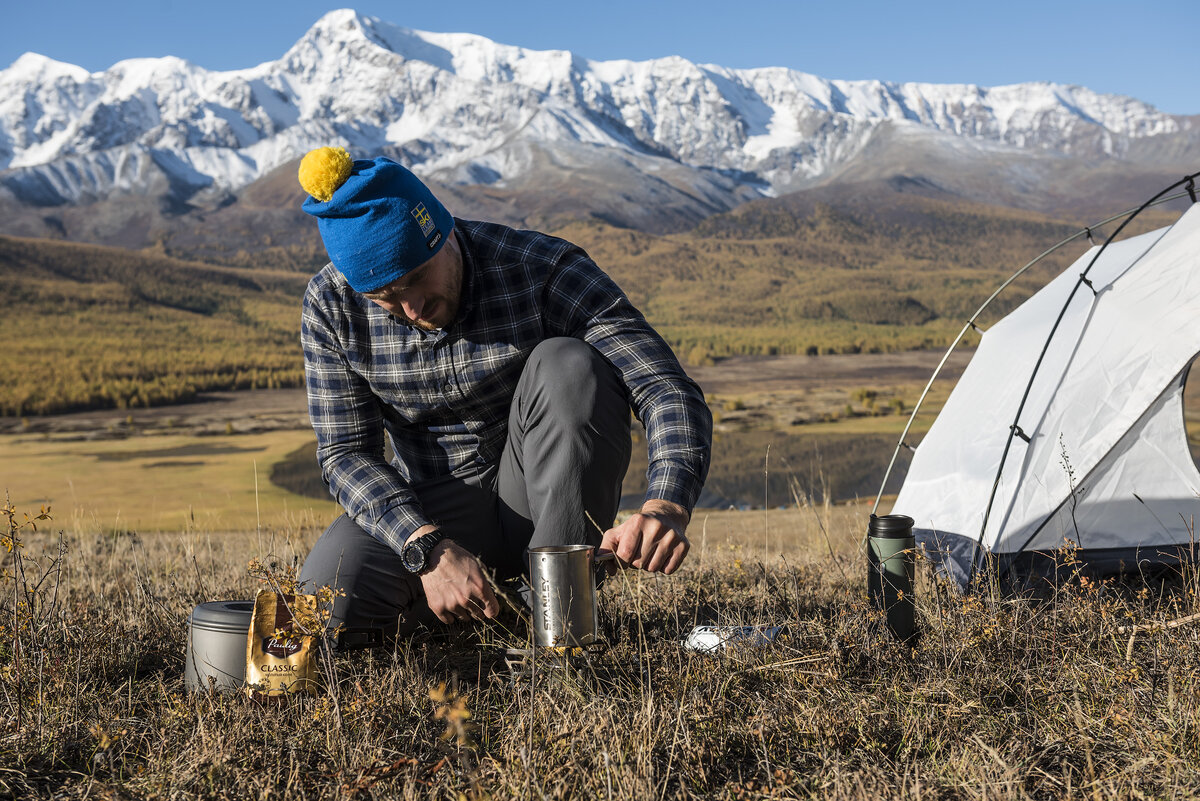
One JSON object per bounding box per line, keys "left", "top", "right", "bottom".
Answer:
{"left": 401, "top": 294, "right": 424, "bottom": 320}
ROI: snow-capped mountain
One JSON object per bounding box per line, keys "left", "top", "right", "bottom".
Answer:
{"left": 1, "top": 8, "right": 1196, "bottom": 224}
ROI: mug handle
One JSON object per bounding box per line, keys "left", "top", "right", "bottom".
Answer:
{"left": 593, "top": 549, "right": 617, "bottom": 579}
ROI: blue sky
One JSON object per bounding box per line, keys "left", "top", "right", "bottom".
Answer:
{"left": 4, "top": 0, "right": 1197, "bottom": 114}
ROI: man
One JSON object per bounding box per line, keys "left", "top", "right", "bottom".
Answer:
{"left": 294, "top": 146, "right": 712, "bottom": 635}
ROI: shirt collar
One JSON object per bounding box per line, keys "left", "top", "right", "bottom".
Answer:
{"left": 453, "top": 221, "right": 478, "bottom": 324}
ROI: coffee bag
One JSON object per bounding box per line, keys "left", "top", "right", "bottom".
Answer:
{"left": 244, "top": 588, "right": 320, "bottom": 697}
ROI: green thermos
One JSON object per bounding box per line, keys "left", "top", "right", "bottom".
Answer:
{"left": 867, "top": 514, "right": 917, "bottom": 643}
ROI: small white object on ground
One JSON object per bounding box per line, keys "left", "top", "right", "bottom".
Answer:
{"left": 683, "top": 625, "right": 787, "bottom": 652}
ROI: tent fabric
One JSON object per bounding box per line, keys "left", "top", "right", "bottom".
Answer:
{"left": 892, "top": 203, "right": 1200, "bottom": 585}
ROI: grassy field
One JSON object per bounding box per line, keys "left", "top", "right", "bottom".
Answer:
{"left": 4, "top": 497, "right": 1200, "bottom": 799}
{"left": 0, "top": 430, "right": 339, "bottom": 534}
{"left": 0, "top": 421, "right": 906, "bottom": 534}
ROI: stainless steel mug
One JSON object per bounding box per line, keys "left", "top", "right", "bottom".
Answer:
{"left": 184, "top": 599, "right": 255, "bottom": 692}
{"left": 867, "top": 515, "right": 917, "bottom": 644}
{"left": 528, "top": 545, "right": 615, "bottom": 648}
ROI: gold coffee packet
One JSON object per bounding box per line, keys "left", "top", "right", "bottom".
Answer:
{"left": 244, "top": 588, "right": 320, "bottom": 697}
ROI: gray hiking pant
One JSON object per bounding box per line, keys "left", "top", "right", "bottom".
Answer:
{"left": 298, "top": 337, "right": 632, "bottom": 637}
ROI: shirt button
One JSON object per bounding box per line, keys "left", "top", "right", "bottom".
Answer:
{"left": 443, "top": 384, "right": 453, "bottom": 393}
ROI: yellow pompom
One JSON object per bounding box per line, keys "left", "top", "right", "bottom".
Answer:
{"left": 298, "top": 146, "right": 353, "bottom": 202}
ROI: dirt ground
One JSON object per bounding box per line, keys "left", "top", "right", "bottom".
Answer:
{"left": 0, "top": 350, "right": 973, "bottom": 437}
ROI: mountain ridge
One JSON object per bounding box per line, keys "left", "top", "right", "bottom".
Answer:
{"left": 2, "top": 6, "right": 1196, "bottom": 237}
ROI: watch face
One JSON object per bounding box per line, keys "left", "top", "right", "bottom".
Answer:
{"left": 401, "top": 542, "right": 425, "bottom": 573}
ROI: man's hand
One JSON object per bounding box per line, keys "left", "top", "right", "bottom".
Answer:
{"left": 599, "top": 499, "right": 690, "bottom": 574}
{"left": 411, "top": 531, "right": 500, "bottom": 624}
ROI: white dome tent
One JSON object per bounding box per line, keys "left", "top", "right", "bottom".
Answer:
{"left": 878, "top": 173, "right": 1200, "bottom": 588}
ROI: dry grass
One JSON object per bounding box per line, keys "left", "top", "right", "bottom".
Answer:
{"left": 3, "top": 499, "right": 1200, "bottom": 800}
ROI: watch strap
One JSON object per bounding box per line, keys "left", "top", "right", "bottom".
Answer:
{"left": 403, "top": 528, "right": 446, "bottom": 573}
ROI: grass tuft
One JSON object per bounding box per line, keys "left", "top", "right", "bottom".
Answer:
{"left": 2, "top": 502, "right": 1199, "bottom": 798}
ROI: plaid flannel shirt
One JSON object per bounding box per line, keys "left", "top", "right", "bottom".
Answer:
{"left": 301, "top": 218, "right": 712, "bottom": 555}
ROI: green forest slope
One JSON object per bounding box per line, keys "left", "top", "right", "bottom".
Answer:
{"left": 0, "top": 237, "right": 307, "bottom": 415}
{"left": 3, "top": 188, "right": 1172, "bottom": 415}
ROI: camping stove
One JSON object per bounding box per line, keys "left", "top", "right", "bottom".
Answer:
{"left": 501, "top": 643, "right": 609, "bottom": 681}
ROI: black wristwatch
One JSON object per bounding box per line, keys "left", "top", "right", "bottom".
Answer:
{"left": 401, "top": 529, "right": 446, "bottom": 574}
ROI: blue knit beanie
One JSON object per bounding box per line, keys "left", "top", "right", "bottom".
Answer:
{"left": 298, "top": 148, "right": 453, "bottom": 293}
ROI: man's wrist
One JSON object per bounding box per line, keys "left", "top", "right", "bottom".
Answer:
{"left": 401, "top": 526, "right": 446, "bottom": 573}
{"left": 641, "top": 498, "right": 690, "bottom": 528}
{"left": 404, "top": 524, "right": 441, "bottom": 547}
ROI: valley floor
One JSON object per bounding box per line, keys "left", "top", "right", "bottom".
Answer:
{"left": 0, "top": 350, "right": 970, "bottom": 438}
{"left": 0, "top": 351, "right": 966, "bottom": 531}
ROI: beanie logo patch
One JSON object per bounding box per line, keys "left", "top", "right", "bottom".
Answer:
{"left": 411, "top": 203, "right": 436, "bottom": 237}
{"left": 426, "top": 231, "right": 443, "bottom": 250}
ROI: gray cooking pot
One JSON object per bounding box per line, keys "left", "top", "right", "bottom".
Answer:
{"left": 184, "top": 600, "right": 254, "bottom": 692}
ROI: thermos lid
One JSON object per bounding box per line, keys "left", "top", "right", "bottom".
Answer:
{"left": 868, "top": 514, "right": 914, "bottom": 538}
{"left": 189, "top": 600, "right": 255, "bottom": 634}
